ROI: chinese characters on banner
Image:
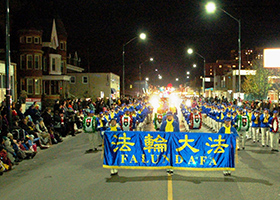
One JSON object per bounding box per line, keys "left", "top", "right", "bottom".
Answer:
{"left": 103, "top": 131, "right": 236, "bottom": 171}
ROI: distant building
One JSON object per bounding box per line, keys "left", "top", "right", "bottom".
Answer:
{"left": 68, "top": 73, "right": 120, "bottom": 100}
{"left": 0, "top": 60, "right": 17, "bottom": 103}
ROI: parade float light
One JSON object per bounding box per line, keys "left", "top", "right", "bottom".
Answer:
{"left": 150, "top": 95, "right": 160, "bottom": 111}
{"left": 186, "top": 99, "right": 192, "bottom": 107}
{"left": 169, "top": 93, "right": 180, "bottom": 107}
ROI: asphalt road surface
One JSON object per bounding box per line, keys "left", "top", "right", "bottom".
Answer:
{"left": 1, "top": 119, "right": 280, "bottom": 200}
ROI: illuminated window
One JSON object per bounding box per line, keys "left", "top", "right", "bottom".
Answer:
{"left": 210, "top": 73, "right": 212, "bottom": 75}
{"left": 34, "top": 79, "right": 41, "bottom": 94}
{"left": 232, "top": 65, "right": 236, "bottom": 68}
{"left": 210, "top": 69, "right": 212, "bottom": 71}
{"left": 219, "top": 65, "right": 222, "bottom": 68}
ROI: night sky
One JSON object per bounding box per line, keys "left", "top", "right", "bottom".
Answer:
{"left": 1, "top": 0, "right": 280, "bottom": 87}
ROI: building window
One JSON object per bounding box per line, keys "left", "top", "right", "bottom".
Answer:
{"left": 27, "top": 54, "right": 33, "bottom": 69}
{"left": 20, "top": 54, "right": 26, "bottom": 69}
{"left": 34, "top": 55, "right": 40, "bottom": 69}
{"left": 20, "top": 79, "right": 26, "bottom": 91}
{"left": 27, "top": 79, "right": 33, "bottom": 94}
{"left": 20, "top": 36, "right": 25, "bottom": 44}
{"left": 52, "top": 58, "right": 56, "bottom": 71}
{"left": 34, "top": 37, "right": 40, "bottom": 44}
{"left": 26, "top": 36, "right": 32, "bottom": 43}
{"left": 34, "top": 79, "right": 41, "bottom": 94}
{"left": 51, "top": 80, "right": 59, "bottom": 95}
{"left": 61, "top": 61, "right": 64, "bottom": 74}
{"left": 70, "top": 76, "right": 76, "bottom": 84}
{"left": 210, "top": 73, "right": 213, "bottom": 75}
{"left": 60, "top": 42, "right": 64, "bottom": 50}
{"left": 82, "top": 76, "right": 88, "bottom": 84}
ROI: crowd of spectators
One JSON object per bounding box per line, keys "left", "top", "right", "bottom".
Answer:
{"left": 0, "top": 96, "right": 134, "bottom": 176}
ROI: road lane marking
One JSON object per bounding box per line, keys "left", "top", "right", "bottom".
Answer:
{"left": 168, "top": 174, "right": 173, "bottom": 200}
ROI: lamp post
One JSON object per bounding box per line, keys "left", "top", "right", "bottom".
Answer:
{"left": 139, "top": 57, "right": 153, "bottom": 82}
{"left": 5, "top": 0, "right": 11, "bottom": 129}
{"left": 187, "top": 48, "right": 206, "bottom": 95}
{"left": 206, "top": 2, "right": 241, "bottom": 99}
{"left": 138, "top": 57, "right": 153, "bottom": 94}
{"left": 122, "top": 33, "right": 146, "bottom": 97}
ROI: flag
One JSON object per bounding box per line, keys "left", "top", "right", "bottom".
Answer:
{"left": 50, "top": 19, "right": 59, "bottom": 49}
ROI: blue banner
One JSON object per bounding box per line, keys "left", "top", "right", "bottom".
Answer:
{"left": 103, "top": 131, "right": 236, "bottom": 171}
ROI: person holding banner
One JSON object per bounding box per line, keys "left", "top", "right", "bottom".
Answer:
{"left": 107, "top": 118, "right": 122, "bottom": 176}
{"left": 268, "top": 110, "right": 279, "bottom": 152}
{"left": 218, "top": 117, "right": 238, "bottom": 176}
{"left": 160, "top": 111, "right": 180, "bottom": 175}
{"left": 83, "top": 110, "right": 98, "bottom": 153}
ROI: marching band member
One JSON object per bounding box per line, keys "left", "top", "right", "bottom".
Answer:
{"left": 236, "top": 109, "right": 250, "bottom": 150}
{"left": 189, "top": 107, "right": 202, "bottom": 130}
{"left": 131, "top": 108, "right": 138, "bottom": 131}
{"left": 251, "top": 110, "right": 260, "bottom": 143}
{"left": 83, "top": 110, "right": 98, "bottom": 153}
{"left": 218, "top": 117, "right": 238, "bottom": 176}
{"left": 160, "top": 111, "right": 180, "bottom": 175}
{"left": 120, "top": 108, "right": 133, "bottom": 131}
{"left": 153, "top": 108, "right": 165, "bottom": 131}
{"left": 260, "top": 108, "right": 270, "bottom": 147}
{"left": 102, "top": 111, "right": 111, "bottom": 129}
{"left": 107, "top": 118, "right": 122, "bottom": 176}
{"left": 136, "top": 106, "right": 145, "bottom": 132}
{"left": 268, "top": 110, "right": 279, "bottom": 152}
{"left": 246, "top": 107, "right": 253, "bottom": 139}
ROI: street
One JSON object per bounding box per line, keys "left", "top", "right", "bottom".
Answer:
{"left": 0, "top": 120, "right": 280, "bottom": 200}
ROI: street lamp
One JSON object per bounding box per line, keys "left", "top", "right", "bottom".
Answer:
{"left": 139, "top": 57, "right": 153, "bottom": 81}
{"left": 122, "top": 33, "right": 146, "bottom": 97}
{"left": 186, "top": 71, "right": 190, "bottom": 75}
{"left": 187, "top": 48, "right": 206, "bottom": 95}
{"left": 146, "top": 77, "right": 149, "bottom": 81}
{"left": 206, "top": 1, "right": 241, "bottom": 99}
{"left": 176, "top": 78, "right": 179, "bottom": 81}
{"left": 193, "top": 64, "right": 197, "bottom": 68}
{"left": 138, "top": 57, "right": 153, "bottom": 94}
